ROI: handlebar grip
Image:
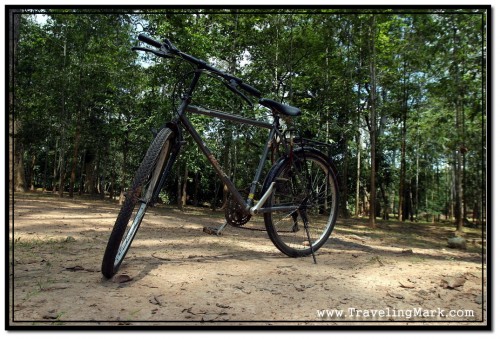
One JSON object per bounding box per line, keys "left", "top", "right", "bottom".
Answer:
{"left": 238, "top": 82, "right": 261, "bottom": 98}
{"left": 138, "top": 33, "right": 162, "bottom": 48}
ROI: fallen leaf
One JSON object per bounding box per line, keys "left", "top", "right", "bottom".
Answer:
{"left": 114, "top": 274, "right": 133, "bottom": 283}
{"left": 149, "top": 295, "right": 164, "bottom": 306}
{"left": 43, "top": 314, "right": 58, "bottom": 320}
{"left": 216, "top": 303, "right": 231, "bottom": 309}
{"left": 440, "top": 276, "right": 466, "bottom": 289}
{"left": 65, "top": 265, "right": 84, "bottom": 271}
{"left": 387, "top": 291, "right": 405, "bottom": 299}
{"left": 399, "top": 281, "right": 416, "bottom": 289}
{"left": 42, "top": 310, "right": 58, "bottom": 320}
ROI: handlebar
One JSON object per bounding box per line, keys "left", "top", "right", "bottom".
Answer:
{"left": 134, "top": 34, "right": 262, "bottom": 101}
{"left": 138, "top": 33, "right": 162, "bottom": 48}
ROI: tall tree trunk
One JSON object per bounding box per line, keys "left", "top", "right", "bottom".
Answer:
{"left": 355, "top": 131, "right": 362, "bottom": 217}
{"left": 368, "top": 15, "right": 377, "bottom": 228}
{"left": 455, "top": 143, "right": 465, "bottom": 231}
{"left": 220, "top": 10, "right": 239, "bottom": 210}
{"left": 9, "top": 9, "right": 26, "bottom": 192}
{"left": 52, "top": 139, "right": 59, "bottom": 193}
{"left": 78, "top": 150, "right": 86, "bottom": 195}
{"left": 58, "top": 39, "right": 68, "bottom": 197}
{"left": 182, "top": 163, "right": 189, "bottom": 208}
{"left": 354, "top": 66, "right": 363, "bottom": 218}
{"left": 42, "top": 149, "right": 48, "bottom": 192}
{"left": 398, "top": 114, "right": 407, "bottom": 222}
{"left": 119, "top": 117, "right": 131, "bottom": 205}
{"left": 68, "top": 127, "right": 81, "bottom": 198}
{"left": 58, "top": 149, "right": 66, "bottom": 197}
{"left": 398, "top": 61, "right": 408, "bottom": 222}
{"left": 29, "top": 154, "right": 36, "bottom": 191}
{"left": 193, "top": 172, "right": 199, "bottom": 206}
{"left": 69, "top": 71, "right": 83, "bottom": 198}
{"left": 177, "top": 165, "right": 182, "bottom": 210}
{"left": 177, "top": 161, "right": 188, "bottom": 211}
{"left": 452, "top": 25, "right": 465, "bottom": 232}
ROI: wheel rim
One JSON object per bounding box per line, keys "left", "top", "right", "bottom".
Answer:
{"left": 270, "top": 155, "right": 336, "bottom": 253}
{"left": 115, "top": 202, "right": 147, "bottom": 266}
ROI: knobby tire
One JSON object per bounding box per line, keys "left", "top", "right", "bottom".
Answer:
{"left": 101, "top": 128, "right": 174, "bottom": 279}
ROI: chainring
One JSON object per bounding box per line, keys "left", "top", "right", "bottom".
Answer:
{"left": 225, "top": 192, "right": 251, "bottom": 227}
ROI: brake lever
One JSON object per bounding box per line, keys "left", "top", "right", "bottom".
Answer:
{"left": 163, "top": 39, "right": 179, "bottom": 53}
{"left": 224, "top": 80, "right": 253, "bottom": 107}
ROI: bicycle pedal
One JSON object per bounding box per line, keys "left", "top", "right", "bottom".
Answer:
{"left": 203, "top": 226, "right": 222, "bottom": 236}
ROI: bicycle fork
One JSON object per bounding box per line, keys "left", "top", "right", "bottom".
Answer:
{"left": 150, "top": 136, "right": 184, "bottom": 207}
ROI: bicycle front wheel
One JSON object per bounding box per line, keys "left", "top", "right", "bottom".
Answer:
{"left": 263, "top": 148, "right": 339, "bottom": 257}
{"left": 101, "top": 127, "right": 174, "bottom": 279}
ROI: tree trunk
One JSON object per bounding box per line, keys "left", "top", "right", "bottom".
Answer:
{"left": 355, "top": 131, "right": 362, "bottom": 217}
{"left": 398, "top": 134, "right": 407, "bottom": 221}
{"left": 57, "top": 40, "right": 68, "bottom": 198}
{"left": 52, "top": 139, "right": 59, "bottom": 193}
{"left": 68, "top": 128, "right": 81, "bottom": 198}
{"left": 119, "top": 118, "right": 131, "bottom": 205}
{"left": 354, "top": 75, "right": 363, "bottom": 217}
{"left": 69, "top": 70, "right": 83, "bottom": 198}
{"left": 78, "top": 150, "right": 86, "bottom": 195}
{"left": 452, "top": 25, "right": 465, "bottom": 232}
{"left": 368, "top": 15, "right": 377, "bottom": 228}
{"left": 177, "top": 165, "right": 182, "bottom": 210}
{"left": 177, "top": 161, "right": 189, "bottom": 211}
{"left": 455, "top": 147, "right": 465, "bottom": 231}
{"left": 398, "top": 61, "right": 408, "bottom": 222}
{"left": 182, "top": 163, "right": 188, "bottom": 208}
{"left": 29, "top": 154, "right": 36, "bottom": 191}
{"left": 58, "top": 149, "right": 66, "bottom": 197}
{"left": 9, "top": 10, "right": 26, "bottom": 192}
{"left": 42, "top": 149, "right": 48, "bottom": 192}
{"left": 193, "top": 172, "right": 199, "bottom": 206}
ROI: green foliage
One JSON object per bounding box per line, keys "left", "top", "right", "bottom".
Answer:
{"left": 13, "top": 8, "right": 486, "bottom": 222}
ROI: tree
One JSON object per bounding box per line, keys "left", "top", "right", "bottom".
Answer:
{"left": 11, "top": 8, "right": 487, "bottom": 229}
{"left": 368, "top": 14, "right": 378, "bottom": 228}
{"left": 9, "top": 9, "right": 27, "bottom": 192}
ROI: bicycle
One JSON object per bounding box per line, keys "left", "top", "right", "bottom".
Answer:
{"left": 101, "top": 34, "right": 340, "bottom": 279}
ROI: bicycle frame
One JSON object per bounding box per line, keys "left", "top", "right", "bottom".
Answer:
{"left": 102, "top": 34, "right": 337, "bottom": 279}
{"left": 154, "top": 69, "right": 296, "bottom": 216}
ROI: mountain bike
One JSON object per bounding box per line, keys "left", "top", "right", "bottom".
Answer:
{"left": 101, "top": 34, "right": 339, "bottom": 279}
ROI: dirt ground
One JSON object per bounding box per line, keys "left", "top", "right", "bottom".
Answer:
{"left": 8, "top": 192, "right": 487, "bottom": 327}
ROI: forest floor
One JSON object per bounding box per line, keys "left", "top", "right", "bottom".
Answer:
{"left": 8, "top": 192, "right": 487, "bottom": 328}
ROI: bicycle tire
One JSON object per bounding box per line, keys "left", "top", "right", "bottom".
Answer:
{"left": 263, "top": 148, "right": 339, "bottom": 257}
{"left": 101, "top": 127, "right": 174, "bottom": 278}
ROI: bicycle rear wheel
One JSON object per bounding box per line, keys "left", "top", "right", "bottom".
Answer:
{"left": 101, "top": 127, "right": 174, "bottom": 278}
{"left": 263, "top": 148, "right": 339, "bottom": 257}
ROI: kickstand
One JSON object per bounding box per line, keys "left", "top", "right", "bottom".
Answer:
{"left": 304, "top": 223, "right": 317, "bottom": 264}
{"left": 299, "top": 209, "right": 317, "bottom": 264}
{"left": 203, "top": 222, "right": 228, "bottom": 236}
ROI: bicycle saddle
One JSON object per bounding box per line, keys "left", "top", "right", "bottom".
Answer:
{"left": 259, "top": 98, "right": 301, "bottom": 117}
